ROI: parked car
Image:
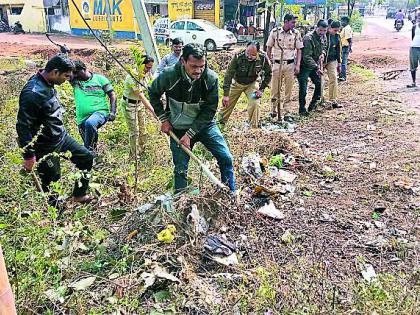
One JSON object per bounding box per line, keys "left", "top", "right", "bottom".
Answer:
{"left": 386, "top": 7, "right": 397, "bottom": 19}
{"left": 169, "top": 19, "right": 237, "bottom": 51}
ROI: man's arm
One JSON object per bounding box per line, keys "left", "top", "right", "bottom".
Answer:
{"left": 16, "top": 93, "right": 39, "bottom": 160}
{"left": 259, "top": 55, "right": 272, "bottom": 91}
{"left": 302, "top": 36, "right": 318, "bottom": 70}
{"left": 107, "top": 90, "right": 117, "bottom": 120}
{"left": 186, "top": 78, "right": 219, "bottom": 139}
{"left": 149, "top": 74, "right": 169, "bottom": 123}
{"left": 223, "top": 55, "right": 238, "bottom": 96}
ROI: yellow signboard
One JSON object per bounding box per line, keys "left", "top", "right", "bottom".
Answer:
{"left": 168, "top": 0, "right": 193, "bottom": 21}
{"left": 70, "top": 0, "right": 138, "bottom": 37}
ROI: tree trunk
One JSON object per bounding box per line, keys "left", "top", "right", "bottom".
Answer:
{"left": 263, "top": 5, "right": 272, "bottom": 51}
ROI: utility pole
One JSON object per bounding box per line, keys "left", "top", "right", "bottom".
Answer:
{"left": 131, "top": 0, "right": 161, "bottom": 70}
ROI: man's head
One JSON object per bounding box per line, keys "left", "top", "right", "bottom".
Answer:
{"left": 72, "top": 60, "right": 90, "bottom": 81}
{"left": 329, "top": 21, "right": 341, "bottom": 35}
{"left": 171, "top": 37, "right": 183, "bottom": 56}
{"left": 142, "top": 54, "right": 155, "bottom": 74}
{"left": 399, "top": 9, "right": 402, "bottom": 12}
{"left": 181, "top": 43, "right": 206, "bottom": 80}
{"left": 245, "top": 41, "right": 260, "bottom": 61}
{"left": 341, "top": 16, "right": 350, "bottom": 27}
{"left": 316, "top": 19, "right": 328, "bottom": 36}
{"left": 283, "top": 13, "right": 298, "bottom": 31}
{"left": 44, "top": 54, "right": 74, "bottom": 85}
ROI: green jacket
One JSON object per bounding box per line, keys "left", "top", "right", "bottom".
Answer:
{"left": 149, "top": 62, "right": 218, "bottom": 138}
{"left": 223, "top": 50, "right": 272, "bottom": 96}
{"left": 301, "top": 30, "right": 327, "bottom": 70}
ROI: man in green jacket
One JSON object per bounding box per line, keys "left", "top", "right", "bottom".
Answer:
{"left": 149, "top": 43, "right": 236, "bottom": 193}
{"left": 220, "top": 41, "right": 272, "bottom": 128}
{"left": 298, "top": 20, "right": 328, "bottom": 116}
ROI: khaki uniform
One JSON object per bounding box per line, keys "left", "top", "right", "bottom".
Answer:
{"left": 221, "top": 50, "right": 272, "bottom": 128}
{"left": 121, "top": 73, "right": 151, "bottom": 158}
{"left": 266, "top": 27, "right": 303, "bottom": 116}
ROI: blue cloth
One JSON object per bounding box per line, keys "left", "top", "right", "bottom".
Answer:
{"left": 78, "top": 111, "right": 108, "bottom": 152}
{"left": 157, "top": 53, "right": 180, "bottom": 75}
{"left": 340, "top": 46, "right": 349, "bottom": 80}
{"left": 170, "top": 124, "right": 236, "bottom": 192}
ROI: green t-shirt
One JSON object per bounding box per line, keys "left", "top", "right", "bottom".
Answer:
{"left": 72, "top": 73, "right": 113, "bottom": 125}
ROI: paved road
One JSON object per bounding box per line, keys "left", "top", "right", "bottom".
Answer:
{"left": 364, "top": 16, "right": 412, "bottom": 39}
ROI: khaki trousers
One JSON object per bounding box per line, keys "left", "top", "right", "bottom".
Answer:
{"left": 221, "top": 80, "right": 259, "bottom": 128}
{"left": 270, "top": 62, "right": 295, "bottom": 115}
{"left": 326, "top": 60, "right": 338, "bottom": 101}
{"left": 122, "top": 99, "right": 146, "bottom": 158}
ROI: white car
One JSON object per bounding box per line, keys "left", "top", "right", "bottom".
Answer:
{"left": 169, "top": 19, "right": 237, "bottom": 51}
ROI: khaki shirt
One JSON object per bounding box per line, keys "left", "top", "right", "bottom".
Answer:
{"left": 266, "top": 27, "right": 304, "bottom": 61}
{"left": 123, "top": 72, "right": 151, "bottom": 101}
{"left": 340, "top": 25, "right": 353, "bottom": 47}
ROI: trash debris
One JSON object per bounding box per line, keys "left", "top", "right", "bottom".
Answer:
{"left": 374, "top": 206, "right": 386, "bottom": 213}
{"left": 261, "top": 121, "right": 296, "bottom": 133}
{"left": 281, "top": 230, "right": 295, "bottom": 244}
{"left": 69, "top": 276, "right": 96, "bottom": 291}
{"left": 155, "top": 193, "right": 174, "bottom": 212}
{"left": 44, "top": 286, "right": 66, "bottom": 303}
{"left": 135, "top": 203, "right": 154, "bottom": 214}
{"left": 369, "top": 162, "right": 377, "bottom": 169}
{"left": 187, "top": 204, "right": 208, "bottom": 234}
{"left": 269, "top": 154, "right": 284, "bottom": 169}
{"left": 140, "top": 262, "right": 181, "bottom": 290}
{"left": 371, "top": 212, "right": 381, "bottom": 220}
{"left": 204, "top": 235, "right": 237, "bottom": 256}
{"left": 394, "top": 178, "right": 415, "bottom": 190}
{"left": 157, "top": 225, "right": 176, "bottom": 243}
{"left": 211, "top": 253, "right": 239, "bottom": 266}
{"left": 257, "top": 200, "right": 285, "bottom": 220}
{"left": 374, "top": 221, "right": 385, "bottom": 229}
{"left": 240, "top": 153, "right": 264, "bottom": 178}
{"left": 277, "top": 169, "right": 297, "bottom": 183}
{"left": 302, "top": 190, "right": 314, "bottom": 197}
{"left": 126, "top": 229, "right": 139, "bottom": 241}
{"left": 360, "top": 263, "right": 377, "bottom": 283}
{"left": 319, "top": 213, "right": 335, "bottom": 222}
{"left": 204, "top": 235, "right": 239, "bottom": 266}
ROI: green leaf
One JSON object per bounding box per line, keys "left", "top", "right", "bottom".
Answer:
{"left": 303, "top": 190, "right": 313, "bottom": 197}
{"left": 154, "top": 290, "right": 171, "bottom": 303}
{"left": 372, "top": 212, "right": 381, "bottom": 220}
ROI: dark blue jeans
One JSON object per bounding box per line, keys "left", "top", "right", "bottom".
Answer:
{"left": 170, "top": 124, "right": 236, "bottom": 192}
{"left": 298, "top": 68, "right": 322, "bottom": 111}
{"left": 35, "top": 133, "right": 94, "bottom": 200}
{"left": 78, "top": 111, "right": 108, "bottom": 152}
{"left": 340, "top": 46, "right": 350, "bottom": 79}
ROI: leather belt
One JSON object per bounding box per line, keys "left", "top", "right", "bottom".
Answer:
{"left": 123, "top": 95, "right": 138, "bottom": 104}
{"left": 274, "top": 59, "right": 294, "bottom": 64}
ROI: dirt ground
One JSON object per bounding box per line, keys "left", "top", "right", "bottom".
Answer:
{"left": 0, "top": 17, "right": 419, "bottom": 313}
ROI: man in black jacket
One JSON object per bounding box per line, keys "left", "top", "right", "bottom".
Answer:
{"left": 16, "top": 54, "right": 94, "bottom": 206}
{"left": 149, "top": 44, "right": 236, "bottom": 193}
{"left": 325, "top": 20, "right": 342, "bottom": 108}
{"left": 298, "top": 20, "right": 328, "bottom": 116}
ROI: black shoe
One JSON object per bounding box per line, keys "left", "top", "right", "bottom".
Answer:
{"left": 338, "top": 77, "right": 346, "bottom": 82}
{"left": 308, "top": 104, "right": 317, "bottom": 112}
{"left": 332, "top": 102, "right": 343, "bottom": 109}
{"left": 284, "top": 115, "right": 294, "bottom": 123}
{"left": 407, "top": 83, "right": 417, "bottom": 88}
{"left": 299, "top": 109, "right": 309, "bottom": 117}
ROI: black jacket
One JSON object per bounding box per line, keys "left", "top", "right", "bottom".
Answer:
{"left": 16, "top": 72, "right": 66, "bottom": 158}
{"left": 326, "top": 33, "right": 342, "bottom": 64}
{"left": 302, "top": 31, "right": 327, "bottom": 70}
{"left": 149, "top": 62, "right": 218, "bottom": 138}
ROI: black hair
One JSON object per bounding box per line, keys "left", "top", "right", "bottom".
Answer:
{"left": 284, "top": 13, "right": 297, "bottom": 22}
{"left": 73, "top": 60, "right": 86, "bottom": 71}
{"left": 45, "top": 54, "right": 74, "bottom": 73}
{"left": 181, "top": 43, "right": 205, "bottom": 61}
{"left": 172, "top": 37, "right": 184, "bottom": 46}
{"left": 341, "top": 16, "right": 350, "bottom": 23}
{"left": 317, "top": 19, "right": 329, "bottom": 28}
{"left": 330, "top": 21, "right": 341, "bottom": 28}
{"left": 142, "top": 54, "right": 154, "bottom": 64}
{"left": 247, "top": 40, "right": 260, "bottom": 51}
{"left": 328, "top": 18, "right": 333, "bottom": 25}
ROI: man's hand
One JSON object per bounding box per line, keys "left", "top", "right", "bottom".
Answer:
{"left": 255, "top": 90, "right": 263, "bottom": 98}
{"left": 349, "top": 46, "right": 353, "bottom": 53}
{"left": 316, "top": 68, "right": 324, "bottom": 76}
{"left": 161, "top": 121, "right": 173, "bottom": 134}
{"left": 222, "top": 96, "right": 230, "bottom": 107}
{"left": 337, "top": 64, "right": 342, "bottom": 74}
{"left": 179, "top": 134, "right": 191, "bottom": 148}
{"left": 294, "top": 64, "right": 301, "bottom": 75}
{"left": 24, "top": 156, "right": 36, "bottom": 172}
{"left": 108, "top": 112, "right": 116, "bottom": 122}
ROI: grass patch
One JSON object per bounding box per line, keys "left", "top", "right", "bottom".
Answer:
{"left": 350, "top": 65, "right": 376, "bottom": 80}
